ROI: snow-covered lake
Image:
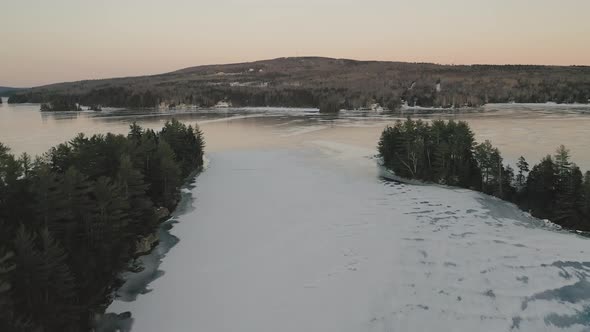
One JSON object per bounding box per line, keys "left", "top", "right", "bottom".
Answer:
{"left": 1, "top": 100, "right": 590, "bottom": 331}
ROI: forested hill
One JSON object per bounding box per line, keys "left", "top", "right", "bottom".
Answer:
{"left": 8, "top": 57, "right": 590, "bottom": 109}
{"left": 0, "top": 87, "right": 26, "bottom": 97}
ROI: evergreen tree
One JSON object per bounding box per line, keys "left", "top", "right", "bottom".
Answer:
{"left": 553, "top": 164, "right": 585, "bottom": 228}
{"left": 12, "top": 226, "right": 78, "bottom": 331}
{"left": 448, "top": 121, "right": 478, "bottom": 188}
{"left": 500, "top": 165, "right": 517, "bottom": 202}
{"left": 552, "top": 146, "right": 581, "bottom": 227}
{"left": 128, "top": 122, "right": 143, "bottom": 143}
{"left": 31, "top": 164, "right": 65, "bottom": 229}
{"left": 39, "top": 228, "right": 79, "bottom": 330}
{"left": 526, "top": 156, "right": 558, "bottom": 220}
{"left": 74, "top": 177, "right": 131, "bottom": 315}
{"left": 152, "top": 141, "right": 182, "bottom": 208}
{"left": 160, "top": 119, "right": 205, "bottom": 176}
{"left": 117, "top": 155, "right": 157, "bottom": 235}
{"left": 0, "top": 241, "right": 39, "bottom": 332}
{"left": 52, "top": 167, "right": 93, "bottom": 248}
{"left": 19, "top": 153, "right": 32, "bottom": 178}
{"left": 474, "top": 140, "right": 504, "bottom": 195}
{"left": 516, "top": 156, "right": 529, "bottom": 190}
{"left": 554, "top": 145, "right": 572, "bottom": 178}
{"left": 0, "top": 244, "right": 16, "bottom": 329}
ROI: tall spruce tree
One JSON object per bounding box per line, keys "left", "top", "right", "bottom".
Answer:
{"left": 12, "top": 226, "right": 78, "bottom": 331}
{"left": 553, "top": 146, "right": 580, "bottom": 227}
{"left": 0, "top": 244, "right": 16, "bottom": 330}
{"left": 516, "top": 156, "right": 529, "bottom": 190}
{"left": 153, "top": 141, "right": 182, "bottom": 208}
{"left": 117, "top": 154, "right": 157, "bottom": 235}
{"left": 526, "top": 156, "right": 558, "bottom": 219}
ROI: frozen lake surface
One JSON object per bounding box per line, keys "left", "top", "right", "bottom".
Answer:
{"left": 107, "top": 147, "right": 590, "bottom": 332}
{"left": 2, "top": 100, "right": 590, "bottom": 331}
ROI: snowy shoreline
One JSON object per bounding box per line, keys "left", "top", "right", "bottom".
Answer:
{"left": 377, "top": 162, "right": 590, "bottom": 236}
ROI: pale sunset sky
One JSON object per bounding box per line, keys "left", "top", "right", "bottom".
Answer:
{"left": 1, "top": 0, "right": 589, "bottom": 87}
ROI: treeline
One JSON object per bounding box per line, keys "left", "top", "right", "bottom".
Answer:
{"left": 401, "top": 78, "right": 590, "bottom": 108}
{"left": 378, "top": 119, "right": 590, "bottom": 230}
{"left": 0, "top": 119, "right": 204, "bottom": 331}
{"left": 9, "top": 79, "right": 589, "bottom": 111}
{"left": 8, "top": 88, "right": 161, "bottom": 109}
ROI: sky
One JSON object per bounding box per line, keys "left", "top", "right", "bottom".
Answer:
{"left": 1, "top": 0, "right": 589, "bottom": 87}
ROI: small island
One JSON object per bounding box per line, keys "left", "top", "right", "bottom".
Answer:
{"left": 40, "top": 97, "right": 82, "bottom": 112}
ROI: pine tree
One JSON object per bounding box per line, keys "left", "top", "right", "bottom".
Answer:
{"left": 450, "top": 121, "right": 477, "bottom": 187}
{"left": 53, "top": 167, "right": 93, "bottom": 248}
{"left": 19, "top": 153, "right": 32, "bottom": 178}
{"left": 516, "top": 156, "right": 529, "bottom": 189}
{"left": 39, "top": 228, "right": 79, "bottom": 330}
{"left": 31, "top": 164, "right": 64, "bottom": 229}
{"left": 553, "top": 146, "right": 577, "bottom": 226}
{"left": 474, "top": 140, "right": 502, "bottom": 195}
{"left": 554, "top": 145, "right": 572, "bottom": 178}
{"left": 501, "top": 165, "right": 516, "bottom": 201}
{"left": 526, "top": 156, "right": 558, "bottom": 220}
{"left": 11, "top": 226, "right": 44, "bottom": 326}
{"left": 128, "top": 122, "right": 143, "bottom": 143}
{"left": 0, "top": 238, "right": 39, "bottom": 331}
{"left": 475, "top": 140, "right": 495, "bottom": 190}
{"left": 117, "top": 154, "right": 157, "bottom": 235}
{"left": 0, "top": 244, "right": 16, "bottom": 329}
{"left": 153, "top": 141, "right": 182, "bottom": 208}
{"left": 75, "top": 177, "right": 131, "bottom": 315}
{"left": 378, "top": 121, "right": 406, "bottom": 175}
{"left": 432, "top": 141, "right": 450, "bottom": 184}
{"left": 12, "top": 226, "right": 79, "bottom": 331}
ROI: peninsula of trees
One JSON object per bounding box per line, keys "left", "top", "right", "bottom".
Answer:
{"left": 378, "top": 119, "right": 590, "bottom": 231}
{"left": 0, "top": 119, "right": 205, "bottom": 331}
{"left": 7, "top": 57, "right": 590, "bottom": 111}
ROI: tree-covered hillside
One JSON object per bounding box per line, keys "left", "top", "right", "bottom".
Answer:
{"left": 8, "top": 57, "right": 590, "bottom": 110}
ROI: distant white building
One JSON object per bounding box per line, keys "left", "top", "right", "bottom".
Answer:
{"left": 370, "top": 103, "right": 384, "bottom": 111}
{"left": 214, "top": 101, "right": 232, "bottom": 108}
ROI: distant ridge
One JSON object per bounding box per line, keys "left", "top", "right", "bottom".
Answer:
{"left": 0, "top": 86, "right": 26, "bottom": 96}
{"left": 9, "top": 57, "right": 590, "bottom": 109}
